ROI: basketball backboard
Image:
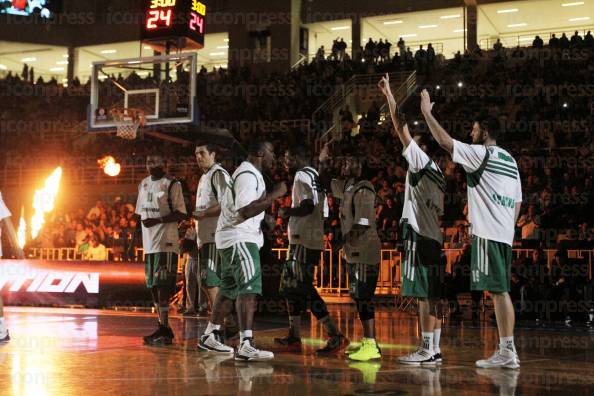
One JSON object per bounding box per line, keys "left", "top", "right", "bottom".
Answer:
{"left": 87, "top": 53, "right": 197, "bottom": 132}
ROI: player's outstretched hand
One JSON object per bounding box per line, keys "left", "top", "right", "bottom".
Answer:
{"left": 420, "top": 89, "right": 434, "bottom": 114}
{"left": 142, "top": 218, "right": 161, "bottom": 228}
{"left": 378, "top": 73, "right": 392, "bottom": 97}
{"left": 319, "top": 143, "right": 331, "bottom": 163}
{"left": 272, "top": 182, "right": 288, "bottom": 199}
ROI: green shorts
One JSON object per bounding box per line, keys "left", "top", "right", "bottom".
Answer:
{"left": 471, "top": 235, "right": 512, "bottom": 293}
{"left": 145, "top": 252, "right": 178, "bottom": 291}
{"left": 279, "top": 244, "right": 322, "bottom": 297}
{"left": 347, "top": 263, "right": 379, "bottom": 300}
{"left": 401, "top": 226, "right": 444, "bottom": 299}
{"left": 200, "top": 243, "right": 221, "bottom": 288}
{"left": 219, "top": 242, "right": 262, "bottom": 300}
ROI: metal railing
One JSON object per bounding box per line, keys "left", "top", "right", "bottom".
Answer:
{"left": 29, "top": 247, "right": 594, "bottom": 297}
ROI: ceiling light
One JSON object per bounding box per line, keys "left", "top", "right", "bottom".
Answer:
{"left": 56, "top": 61, "right": 68, "bottom": 65}
{"left": 383, "top": 20, "right": 403, "bottom": 25}
{"left": 562, "top": 2, "right": 584, "bottom": 6}
{"left": 143, "top": 46, "right": 153, "bottom": 50}
{"left": 21, "top": 57, "right": 37, "bottom": 62}
{"left": 497, "top": 8, "right": 519, "bottom": 14}
{"left": 49, "top": 67, "right": 64, "bottom": 72}
{"left": 413, "top": 121, "right": 419, "bottom": 125}
{"left": 454, "top": 29, "right": 467, "bottom": 33}
{"left": 209, "top": 52, "right": 225, "bottom": 56}
{"left": 331, "top": 26, "right": 350, "bottom": 31}
{"left": 563, "top": 102, "right": 568, "bottom": 108}
{"left": 436, "top": 85, "right": 441, "bottom": 90}
{"left": 223, "top": 38, "right": 229, "bottom": 42}
{"left": 569, "top": 17, "right": 590, "bottom": 21}
{"left": 457, "top": 81, "right": 463, "bottom": 87}
{"left": 0, "top": 64, "right": 7, "bottom": 70}
{"left": 419, "top": 24, "right": 438, "bottom": 29}
{"left": 216, "top": 45, "right": 229, "bottom": 49}
{"left": 400, "top": 34, "right": 417, "bottom": 38}
{"left": 440, "top": 14, "right": 460, "bottom": 19}
{"left": 100, "top": 49, "right": 117, "bottom": 54}
{"left": 62, "top": 54, "right": 69, "bottom": 58}
{"left": 508, "top": 23, "right": 527, "bottom": 28}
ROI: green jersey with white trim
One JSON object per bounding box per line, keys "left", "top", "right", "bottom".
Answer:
{"left": 452, "top": 140, "right": 522, "bottom": 246}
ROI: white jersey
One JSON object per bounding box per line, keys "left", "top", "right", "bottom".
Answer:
{"left": 452, "top": 140, "right": 522, "bottom": 246}
{"left": 288, "top": 166, "right": 327, "bottom": 250}
{"left": 402, "top": 140, "right": 444, "bottom": 244}
{"left": 216, "top": 161, "right": 266, "bottom": 249}
{"left": 135, "top": 176, "right": 187, "bottom": 254}
{"left": 195, "top": 163, "right": 230, "bottom": 247}
{"left": 331, "top": 179, "right": 381, "bottom": 264}
{"left": 0, "top": 192, "right": 12, "bottom": 258}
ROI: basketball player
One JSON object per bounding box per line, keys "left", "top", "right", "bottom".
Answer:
{"left": 420, "top": 89, "right": 522, "bottom": 368}
{"left": 135, "top": 155, "right": 187, "bottom": 345}
{"left": 274, "top": 145, "right": 347, "bottom": 353}
{"left": 198, "top": 141, "right": 287, "bottom": 361}
{"left": 193, "top": 142, "right": 238, "bottom": 336}
{"left": 379, "top": 74, "right": 445, "bottom": 365}
{"left": 319, "top": 146, "right": 382, "bottom": 362}
{"left": 0, "top": 190, "right": 25, "bottom": 343}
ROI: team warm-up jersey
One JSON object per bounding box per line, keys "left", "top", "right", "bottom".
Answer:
{"left": 216, "top": 161, "right": 266, "bottom": 249}
{"left": 288, "top": 166, "right": 327, "bottom": 250}
{"left": 452, "top": 141, "right": 522, "bottom": 246}
{"left": 195, "top": 163, "right": 231, "bottom": 248}
{"left": 402, "top": 140, "right": 445, "bottom": 244}
{"left": 331, "top": 179, "right": 381, "bottom": 264}
{"left": 135, "top": 176, "right": 187, "bottom": 254}
{"left": 0, "top": 191, "right": 12, "bottom": 258}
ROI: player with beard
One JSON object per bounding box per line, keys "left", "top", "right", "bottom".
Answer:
{"left": 0, "top": 191, "right": 25, "bottom": 343}
{"left": 420, "top": 89, "right": 522, "bottom": 369}
{"left": 135, "top": 155, "right": 187, "bottom": 345}
{"left": 274, "top": 145, "right": 347, "bottom": 354}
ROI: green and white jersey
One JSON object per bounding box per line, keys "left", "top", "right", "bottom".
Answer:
{"left": 195, "top": 163, "right": 231, "bottom": 247}
{"left": 331, "top": 178, "right": 381, "bottom": 264}
{"left": 215, "top": 161, "right": 266, "bottom": 250}
{"left": 288, "top": 166, "right": 327, "bottom": 250}
{"left": 452, "top": 140, "right": 522, "bottom": 246}
{"left": 402, "top": 140, "right": 445, "bottom": 244}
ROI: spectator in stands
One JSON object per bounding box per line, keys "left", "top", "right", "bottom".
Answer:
{"left": 570, "top": 31, "right": 583, "bottom": 47}
{"left": 315, "top": 46, "right": 325, "bottom": 61}
{"left": 585, "top": 31, "right": 594, "bottom": 47}
{"left": 559, "top": 33, "right": 570, "bottom": 48}
{"left": 414, "top": 45, "right": 427, "bottom": 73}
{"left": 450, "top": 223, "right": 469, "bottom": 248}
{"left": 378, "top": 198, "right": 398, "bottom": 231}
{"left": 85, "top": 235, "right": 108, "bottom": 261}
{"left": 532, "top": 35, "right": 544, "bottom": 49}
{"left": 397, "top": 37, "right": 406, "bottom": 58}
{"left": 549, "top": 33, "right": 559, "bottom": 48}
{"left": 493, "top": 39, "right": 503, "bottom": 51}
{"left": 517, "top": 204, "right": 541, "bottom": 243}
{"left": 426, "top": 43, "right": 436, "bottom": 70}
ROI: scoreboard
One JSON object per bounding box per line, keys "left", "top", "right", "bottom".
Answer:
{"left": 141, "top": 0, "right": 206, "bottom": 50}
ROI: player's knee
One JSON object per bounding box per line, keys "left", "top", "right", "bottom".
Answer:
{"left": 310, "top": 299, "right": 329, "bottom": 320}
{"left": 356, "top": 298, "right": 375, "bottom": 322}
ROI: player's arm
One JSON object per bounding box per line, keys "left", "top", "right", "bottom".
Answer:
{"left": 346, "top": 189, "right": 375, "bottom": 239}
{"left": 317, "top": 144, "right": 335, "bottom": 192}
{"left": 282, "top": 200, "right": 315, "bottom": 218}
{"left": 378, "top": 73, "right": 412, "bottom": 147}
{"left": 144, "top": 182, "right": 187, "bottom": 227}
{"left": 280, "top": 173, "right": 316, "bottom": 218}
{"left": 1, "top": 217, "right": 25, "bottom": 259}
{"left": 514, "top": 203, "right": 521, "bottom": 223}
{"left": 193, "top": 172, "right": 227, "bottom": 220}
{"left": 420, "top": 89, "right": 454, "bottom": 154}
{"left": 236, "top": 175, "right": 287, "bottom": 221}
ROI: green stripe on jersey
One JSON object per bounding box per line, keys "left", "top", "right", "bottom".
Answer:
{"left": 487, "top": 160, "right": 517, "bottom": 172}
{"left": 486, "top": 163, "right": 518, "bottom": 176}
{"left": 485, "top": 167, "right": 517, "bottom": 180}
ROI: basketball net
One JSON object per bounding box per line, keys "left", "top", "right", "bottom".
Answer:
{"left": 111, "top": 108, "right": 145, "bottom": 140}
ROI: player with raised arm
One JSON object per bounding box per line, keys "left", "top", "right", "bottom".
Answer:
{"left": 318, "top": 145, "right": 382, "bottom": 362}
{"left": 274, "top": 145, "right": 347, "bottom": 354}
{"left": 135, "top": 155, "right": 187, "bottom": 345}
{"left": 192, "top": 142, "right": 238, "bottom": 336}
{"left": 0, "top": 191, "right": 25, "bottom": 343}
{"left": 379, "top": 74, "right": 446, "bottom": 365}
{"left": 420, "top": 89, "right": 522, "bottom": 369}
{"left": 198, "top": 141, "right": 287, "bottom": 361}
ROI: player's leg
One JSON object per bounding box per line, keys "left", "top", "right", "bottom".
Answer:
{"left": 143, "top": 253, "right": 165, "bottom": 344}
{"left": 0, "top": 295, "right": 9, "bottom": 342}
{"left": 198, "top": 246, "right": 236, "bottom": 354}
{"left": 473, "top": 237, "right": 519, "bottom": 368}
{"left": 347, "top": 263, "right": 381, "bottom": 362}
{"left": 233, "top": 242, "right": 273, "bottom": 361}
{"left": 183, "top": 254, "right": 198, "bottom": 315}
{"left": 145, "top": 252, "right": 178, "bottom": 345}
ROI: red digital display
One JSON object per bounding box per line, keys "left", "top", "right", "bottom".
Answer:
{"left": 142, "top": 0, "right": 206, "bottom": 49}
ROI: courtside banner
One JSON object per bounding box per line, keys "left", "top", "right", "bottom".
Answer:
{"left": 0, "top": 260, "right": 152, "bottom": 308}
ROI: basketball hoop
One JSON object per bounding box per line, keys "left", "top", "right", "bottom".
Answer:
{"left": 110, "top": 107, "right": 146, "bottom": 139}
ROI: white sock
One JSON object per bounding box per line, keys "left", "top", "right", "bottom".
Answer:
{"left": 500, "top": 336, "right": 515, "bottom": 352}
{"left": 421, "top": 332, "right": 434, "bottom": 352}
{"left": 240, "top": 330, "right": 253, "bottom": 342}
{"left": 205, "top": 322, "right": 220, "bottom": 335}
{"left": 433, "top": 328, "right": 441, "bottom": 353}
{"left": 0, "top": 317, "right": 6, "bottom": 335}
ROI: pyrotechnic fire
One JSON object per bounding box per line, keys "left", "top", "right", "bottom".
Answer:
{"left": 17, "top": 206, "right": 26, "bottom": 248}
{"left": 31, "top": 167, "right": 62, "bottom": 240}
{"left": 98, "top": 156, "right": 121, "bottom": 177}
